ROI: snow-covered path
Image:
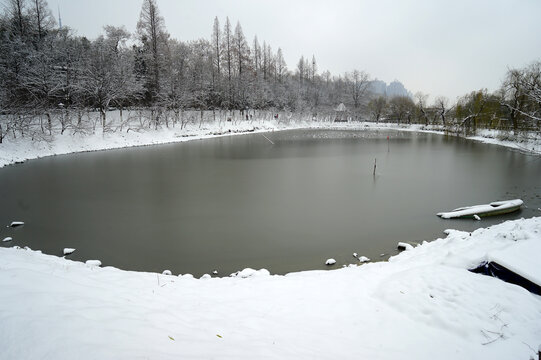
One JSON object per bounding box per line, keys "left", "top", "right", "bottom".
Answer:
{"left": 1, "top": 217, "right": 540, "bottom": 359}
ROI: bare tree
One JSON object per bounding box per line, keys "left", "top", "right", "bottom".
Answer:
{"left": 234, "top": 22, "right": 251, "bottom": 111}
{"left": 455, "top": 90, "right": 489, "bottom": 134}
{"left": 310, "top": 55, "right": 317, "bottom": 83}
{"left": 434, "top": 96, "right": 449, "bottom": 125}
{"left": 262, "top": 41, "right": 272, "bottom": 81}
{"left": 388, "top": 96, "right": 415, "bottom": 124}
{"left": 514, "top": 62, "right": 541, "bottom": 124}
{"left": 501, "top": 68, "right": 528, "bottom": 131}
{"left": 296, "top": 55, "right": 305, "bottom": 85}
{"left": 187, "top": 39, "right": 212, "bottom": 126}
{"left": 222, "top": 17, "right": 233, "bottom": 109}
{"left": 252, "top": 35, "right": 261, "bottom": 76}
{"left": 165, "top": 39, "right": 189, "bottom": 126}
{"left": 77, "top": 26, "right": 142, "bottom": 132}
{"left": 348, "top": 70, "right": 370, "bottom": 114}
{"left": 415, "top": 92, "right": 430, "bottom": 125}
{"left": 28, "top": 0, "right": 55, "bottom": 42}
{"left": 368, "top": 96, "right": 387, "bottom": 122}
{"left": 6, "top": 0, "right": 27, "bottom": 37}
{"left": 212, "top": 17, "right": 221, "bottom": 76}
{"left": 276, "top": 48, "right": 286, "bottom": 83}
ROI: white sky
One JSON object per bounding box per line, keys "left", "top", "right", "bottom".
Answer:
{"left": 49, "top": 0, "right": 541, "bottom": 102}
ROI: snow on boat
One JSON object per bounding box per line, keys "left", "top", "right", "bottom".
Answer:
{"left": 437, "top": 199, "right": 523, "bottom": 219}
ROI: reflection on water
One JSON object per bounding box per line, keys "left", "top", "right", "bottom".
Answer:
{"left": 1, "top": 129, "right": 540, "bottom": 276}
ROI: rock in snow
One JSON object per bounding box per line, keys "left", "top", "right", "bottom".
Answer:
{"left": 85, "top": 260, "right": 102, "bottom": 267}
{"left": 397, "top": 242, "right": 414, "bottom": 251}
{"left": 2, "top": 237, "right": 12, "bottom": 242}
{"left": 162, "top": 270, "right": 172, "bottom": 275}
{"left": 230, "top": 268, "right": 271, "bottom": 278}
{"left": 325, "top": 258, "right": 336, "bottom": 265}
{"left": 63, "top": 248, "right": 75, "bottom": 255}
{"left": 358, "top": 256, "right": 370, "bottom": 263}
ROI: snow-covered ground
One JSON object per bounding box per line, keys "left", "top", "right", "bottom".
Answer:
{"left": 1, "top": 117, "right": 540, "bottom": 168}
{"left": 0, "top": 217, "right": 540, "bottom": 359}
{"left": 0, "top": 119, "right": 305, "bottom": 168}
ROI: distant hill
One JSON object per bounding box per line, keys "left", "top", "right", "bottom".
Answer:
{"left": 369, "top": 79, "right": 412, "bottom": 98}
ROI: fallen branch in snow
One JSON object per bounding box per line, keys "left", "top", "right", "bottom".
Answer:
{"left": 480, "top": 323, "right": 508, "bottom": 346}
{"left": 520, "top": 341, "right": 536, "bottom": 354}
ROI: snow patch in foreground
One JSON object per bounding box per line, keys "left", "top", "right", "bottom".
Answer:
{"left": 0, "top": 217, "right": 541, "bottom": 359}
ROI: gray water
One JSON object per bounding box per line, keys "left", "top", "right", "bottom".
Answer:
{"left": 1, "top": 129, "right": 540, "bottom": 276}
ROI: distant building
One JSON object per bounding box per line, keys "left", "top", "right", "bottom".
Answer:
{"left": 334, "top": 103, "right": 348, "bottom": 122}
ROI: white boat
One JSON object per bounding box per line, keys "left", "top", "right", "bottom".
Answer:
{"left": 437, "top": 199, "right": 523, "bottom": 219}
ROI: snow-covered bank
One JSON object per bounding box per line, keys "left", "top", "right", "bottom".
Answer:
{"left": 1, "top": 217, "right": 540, "bottom": 359}
{"left": 1, "top": 119, "right": 540, "bottom": 168}
{"left": 0, "top": 120, "right": 306, "bottom": 168}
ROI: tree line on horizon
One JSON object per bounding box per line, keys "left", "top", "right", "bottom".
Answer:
{"left": 0, "top": 0, "right": 540, "bottom": 141}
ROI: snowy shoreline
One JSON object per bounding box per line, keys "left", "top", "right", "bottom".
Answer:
{"left": 1, "top": 119, "right": 540, "bottom": 169}
{"left": 1, "top": 217, "right": 540, "bottom": 359}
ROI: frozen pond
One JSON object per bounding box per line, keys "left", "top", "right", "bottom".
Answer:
{"left": 1, "top": 129, "right": 540, "bottom": 276}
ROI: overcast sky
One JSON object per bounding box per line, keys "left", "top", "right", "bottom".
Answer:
{"left": 47, "top": 0, "right": 541, "bottom": 102}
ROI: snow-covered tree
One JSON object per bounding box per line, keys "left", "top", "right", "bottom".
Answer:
{"left": 28, "top": 0, "right": 55, "bottom": 42}
{"left": 136, "top": 0, "right": 169, "bottom": 105}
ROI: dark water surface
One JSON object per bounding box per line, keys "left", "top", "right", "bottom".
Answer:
{"left": 1, "top": 130, "right": 540, "bottom": 276}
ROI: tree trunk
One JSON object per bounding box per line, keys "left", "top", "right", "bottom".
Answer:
{"left": 119, "top": 107, "right": 123, "bottom": 129}
{"left": 100, "top": 108, "right": 106, "bottom": 132}
{"left": 46, "top": 113, "right": 52, "bottom": 135}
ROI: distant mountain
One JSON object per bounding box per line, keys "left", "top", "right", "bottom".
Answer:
{"left": 368, "top": 79, "right": 411, "bottom": 98}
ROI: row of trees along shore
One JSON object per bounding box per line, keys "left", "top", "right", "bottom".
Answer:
{"left": 1, "top": 0, "right": 540, "bottom": 144}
